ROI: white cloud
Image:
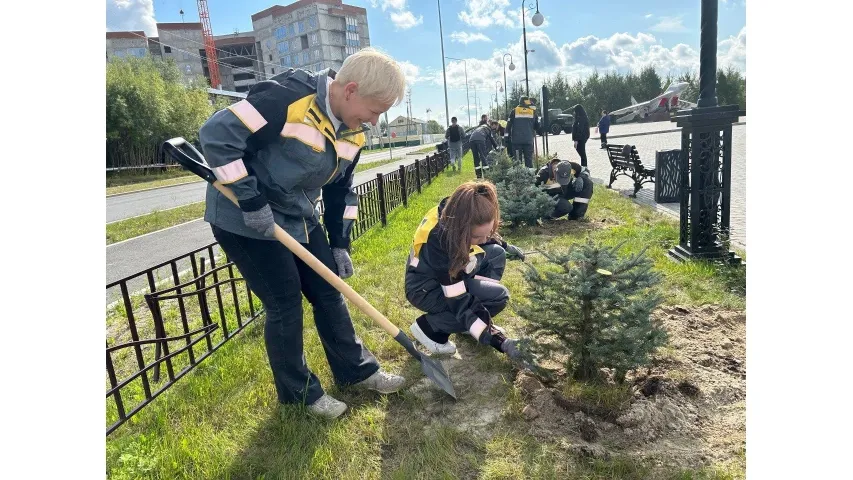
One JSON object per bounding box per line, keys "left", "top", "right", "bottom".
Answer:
{"left": 376, "top": 0, "right": 423, "bottom": 31}
{"left": 106, "top": 0, "right": 157, "bottom": 37}
{"left": 381, "top": 0, "right": 407, "bottom": 11}
{"left": 458, "top": 0, "right": 517, "bottom": 29}
{"left": 651, "top": 16, "right": 688, "bottom": 33}
{"left": 450, "top": 31, "right": 492, "bottom": 44}
{"left": 397, "top": 60, "right": 423, "bottom": 86}
{"left": 390, "top": 10, "right": 423, "bottom": 30}
{"left": 718, "top": 27, "right": 746, "bottom": 73}
{"left": 645, "top": 13, "right": 653, "bottom": 19}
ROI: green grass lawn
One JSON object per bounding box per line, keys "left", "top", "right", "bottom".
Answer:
{"left": 107, "top": 170, "right": 200, "bottom": 196}
{"left": 106, "top": 202, "right": 206, "bottom": 244}
{"left": 106, "top": 154, "right": 745, "bottom": 479}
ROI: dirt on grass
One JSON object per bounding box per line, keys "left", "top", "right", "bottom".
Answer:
{"left": 389, "top": 303, "right": 746, "bottom": 476}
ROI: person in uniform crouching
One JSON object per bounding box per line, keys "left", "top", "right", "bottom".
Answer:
{"left": 535, "top": 159, "right": 593, "bottom": 220}
{"left": 404, "top": 181, "right": 526, "bottom": 357}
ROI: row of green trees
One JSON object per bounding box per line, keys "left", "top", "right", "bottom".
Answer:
{"left": 106, "top": 56, "right": 229, "bottom": 169}
{"left": 490, "top": 66, "right": 746, "bottom": 122}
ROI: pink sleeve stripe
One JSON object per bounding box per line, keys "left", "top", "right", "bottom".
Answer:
{"left": 213, "top": 159, "right": 248, "bottom": 184}
{"left": 227, "top": 100, "right": 268, "bottom": 133}
{"left": 343, "top": 205, "right": 358, "bottom": 219}
{"left": 468, "top": 319, "right": 488, "bottom": 340}
{"left": 441, "top": 281, "right": 467, "bottom": 298}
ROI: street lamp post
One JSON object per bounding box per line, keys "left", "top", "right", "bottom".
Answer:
{"left": 521, "top": 0, "right": 544, "bottom": 96}
{"left": 668, "top": 0, "right": 741, "bottom": 265}
{"left": 445, "top": 56, "right": 470, "bottom": 127}
{"left": 437, "top": 0, "right": 450, "bottom": 127}
{"left": 502, "top": 53, "right": 515, "bottom": 119}
{"left": 469, "top": 83, "right": 479, "bottom": 122}
{"left": 495, "top": 81, "right": 503, "bottom": 120}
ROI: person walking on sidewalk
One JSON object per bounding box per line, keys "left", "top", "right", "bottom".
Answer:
{"left": 571, "top": 104, "right": 591, "bottom": 167}
{"left": 197, "top": 48, "right": 407, "bottom": 419}
{"left": 444, "top": 116, "right": 465, "bottom": 172}
{"left": 597, "top": 109, "right": 610, "bottom": 149}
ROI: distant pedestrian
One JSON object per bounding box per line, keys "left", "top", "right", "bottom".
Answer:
{"left": 571, "top": 104, "right": 590, "bottom": 168}
{"left": 444, "top": 116, "right": 465, "bottom": 172}
{"left": 469, "top": 123, "right": 498, "bottom": 179}
{"left": 597, "top": 110, "right": 610, "bottom": 149}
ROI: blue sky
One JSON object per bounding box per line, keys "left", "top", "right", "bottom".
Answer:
{"left": 107, "top": 0, "right": 746, "bottom": 126}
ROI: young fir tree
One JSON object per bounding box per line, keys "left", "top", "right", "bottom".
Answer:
{"left": 485, "top": 150, "right": 555, "bottom": 226}
{"left": 518, "top": 239, "right": 668, "bottom": 383}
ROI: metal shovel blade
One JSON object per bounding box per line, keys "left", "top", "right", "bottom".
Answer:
{"left": 393, "top": 330, "right": 456, "bottom": 399}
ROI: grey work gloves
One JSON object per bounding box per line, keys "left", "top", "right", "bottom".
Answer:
{"left": 505, "top": 244, "right": 526, "bottom": 262}
{"left": 572, "top": 176, "right": 584, "bottom": 192}
{"left": 242, "top": 204, "right": 276, "bottom": 238}
{"left": 501, "top": 338, "right": 521, "bottom": 359}
{"left": 332, "top": 248, "right": 354, "bottom": 279}
{"left": 242, "top": 206, "right": 354, "bottom": 278}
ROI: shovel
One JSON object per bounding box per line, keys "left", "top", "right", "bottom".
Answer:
{"left": 162, "top": 138, "right": 456, "bottom": 399}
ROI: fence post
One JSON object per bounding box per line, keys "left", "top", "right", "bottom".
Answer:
{"left": 425, "top": 154, "right": 432, "bottom": 185}
{"left": 376, "top": 172, "right": 387, "bottom": 226}
{"left": 415, "top": 158, "right": 422, "bottom": 193}
{"left": 399, "top": 164, "right": 408, "bottom": 207}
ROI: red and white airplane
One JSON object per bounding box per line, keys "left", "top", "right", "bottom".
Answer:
{"left": 610, "top": 82, "right": 696, "bottom": 123}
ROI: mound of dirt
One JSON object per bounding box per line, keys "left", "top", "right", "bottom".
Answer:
{"left": 397, "top": 304, "right": 745, "bottom": 472}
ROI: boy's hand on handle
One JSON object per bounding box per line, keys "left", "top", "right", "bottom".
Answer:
{"left": 242, "top": 205, "right": 276, "bottom": 238}
{"left": 332, "top": 248, "right": 354, "bottom": 279}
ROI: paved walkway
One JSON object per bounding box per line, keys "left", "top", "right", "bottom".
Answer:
{"left": 534, "top": 123, "right": 746, "bottom": 250}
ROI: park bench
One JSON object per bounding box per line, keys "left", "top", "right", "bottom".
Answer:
{"left": 605, "top": 144, "right": 655, "bottom": 197}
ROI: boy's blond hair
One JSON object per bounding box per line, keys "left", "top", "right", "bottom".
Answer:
{"left": 336, "top": 47, "right": 406, "bottom": 107}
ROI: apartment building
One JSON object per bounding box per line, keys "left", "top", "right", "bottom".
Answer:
{"left": 251, "top": 0, "right": 369, "bottom": 78}
{"left": 106, "top": 0, "right": 368, "bottom": 90}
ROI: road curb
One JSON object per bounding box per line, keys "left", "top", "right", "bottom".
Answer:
{"left": 106, "top": 179, "right": 205, "bottom": 198}
{"left": 541, "top": 121, "right": 746, "bottom": 143}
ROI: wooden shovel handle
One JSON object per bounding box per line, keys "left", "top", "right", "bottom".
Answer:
{"left": 212, "top": 181, "right": 402, "bottom": 337}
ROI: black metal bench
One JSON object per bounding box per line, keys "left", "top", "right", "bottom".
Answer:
{"left": 605, "top": 144, "right": 655, "bottom": 197}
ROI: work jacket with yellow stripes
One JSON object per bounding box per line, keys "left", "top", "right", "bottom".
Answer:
{"left": 199, "top": 68, "right": 365, "bottom": 248}
{"left": 506, "top": 105, "right": 541, "bottom": 145}
{"left": 405, "top": 197, "right": 506, "bottom": 346}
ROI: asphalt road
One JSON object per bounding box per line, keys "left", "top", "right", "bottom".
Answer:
{"left": 105, "top": 153, "right": 436, "bottom": 304}
{"left": 106, "top": 144, "right": 431, "bottom": 223}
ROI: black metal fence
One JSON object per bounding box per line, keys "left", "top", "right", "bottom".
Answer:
{"left": 106, "top": 151, "right": 451, "bottom": 436}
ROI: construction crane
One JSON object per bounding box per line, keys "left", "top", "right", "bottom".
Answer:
{"left": 196, "top": 0, "right": 221, "bottom": 89}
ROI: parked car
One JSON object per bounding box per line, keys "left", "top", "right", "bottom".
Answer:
{"left": 545, "top": 108, "right": 574, "bottom": 135}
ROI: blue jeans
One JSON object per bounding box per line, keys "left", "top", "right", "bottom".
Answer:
{"left": 212, "top": 224, "right": 379, "bottom": 405}
{"left": 448, "top": 140, "right": 463, "bottom": 169}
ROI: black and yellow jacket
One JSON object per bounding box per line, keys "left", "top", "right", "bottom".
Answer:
{"left": 506, "top": 104, "right": 541, "bottom": 144}
{"left": 199, "top": 68, "right": 365, "bottom": 248}
{"left": 405, "top": 197, "right": 507, "bottom": 345}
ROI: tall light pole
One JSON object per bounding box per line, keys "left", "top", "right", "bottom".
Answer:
{"left": 521, "top": 0, "right": 544, "bottom": 96}
{"left": 469, "top": 83, "right": 479, "bottom": 121}
{"left": 445, "top": 56, "right": 470, "bottom": 127}
{"left": 502, "top": 53, "right": 515, "bottom": 119}
{"left": 437, "top": 0, "right": 450, "bottom": 127}
{"left": 495, "top": 81, "right": 504, "bottom": 120}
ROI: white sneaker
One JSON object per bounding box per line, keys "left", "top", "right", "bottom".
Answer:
{"left": 307, "top": 394, "right": 347, "bottom": 419}
{"left": 353, "top": 370, "right": 406, "bottom": 394}
{"left": 410, "top": 321, "right": 457, "bottom": 355}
